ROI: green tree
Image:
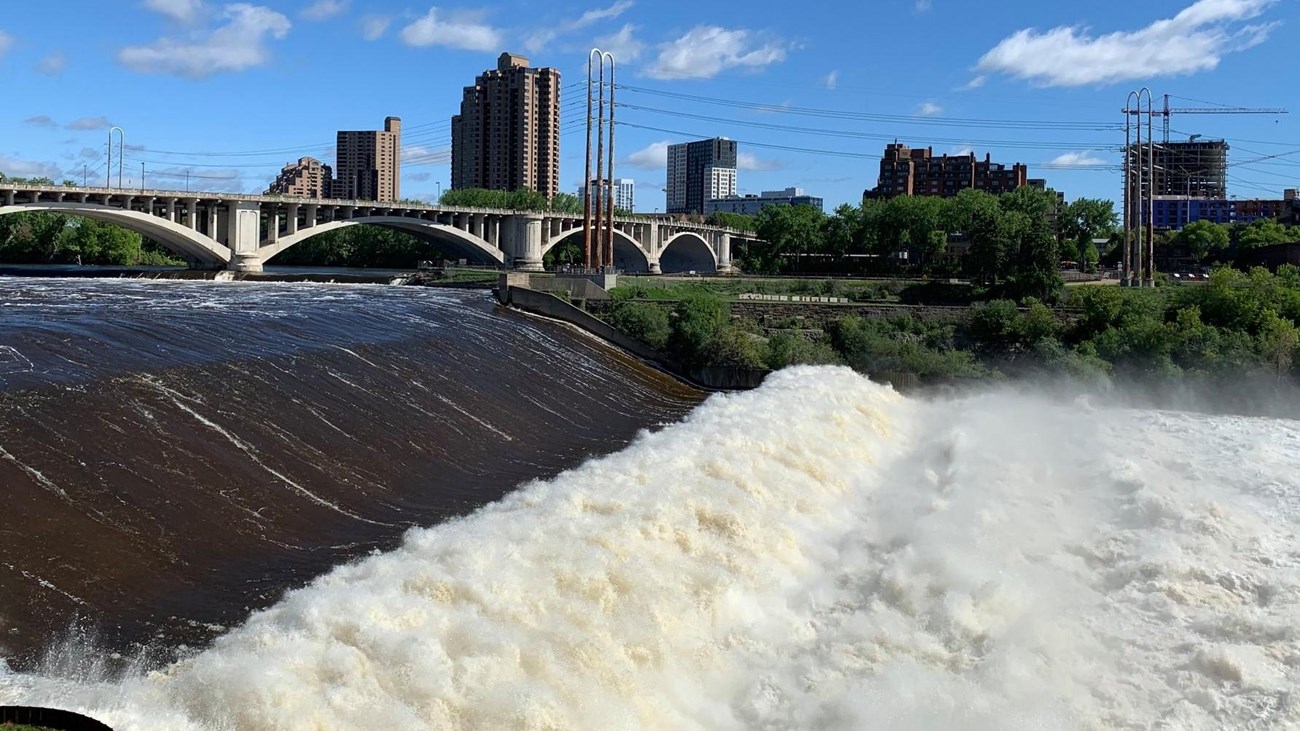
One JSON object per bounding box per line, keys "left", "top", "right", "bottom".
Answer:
{"left": 549, "top": 192, "right": 583, "bottom": 214}
{"left": 705, "top": 211, "right": 757, "bottom": 233}
{"left": 1079, "top": 238, "right": 1100, "bottom": 273}
{"left": 1075, "top": 285, "right": 1124, "bottom": 335}
{"left": 969, "top": 299, "right": 1020, "bottom": 349}
{"left": 1237, "top": 218, "right": 1293, "bottom": 250}
{"left": 821, "top": 204, "right": 864, "bottom": 259}
{"left": 754, "top": 204, "right": 826, "bottom": 272}
{"left": 1177, "top": 220, "right": 1230, "bottom": 262}
{"left": 765, "top": 333, "right": 842, "bottom": 369}
{"left": 609, "top": 301, "right": 671, "bottom": 351}
{"left": 1256, "top": 309, "right": 1300, "bottom": 376}
{"left": 668, "top": 296, "right": 729, "bottom": 367}
{"left": 1060, "top": 198, "right": 1118, "bottom": 259}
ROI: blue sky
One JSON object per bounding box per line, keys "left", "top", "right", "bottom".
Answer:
{"left": 0, "top": 0, "right": 1296, "bottom": 211}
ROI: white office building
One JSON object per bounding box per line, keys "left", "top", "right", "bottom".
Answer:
{"left": 578, "top": 178, "right": 636, "bottom": 211}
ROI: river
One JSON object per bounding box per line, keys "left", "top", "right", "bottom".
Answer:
{"left": 2, "top": 278, "right": 1299, "bottom": 729}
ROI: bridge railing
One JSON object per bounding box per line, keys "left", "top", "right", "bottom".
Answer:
{"left": 2, "top": 183, "right": 754, "bottom": 236}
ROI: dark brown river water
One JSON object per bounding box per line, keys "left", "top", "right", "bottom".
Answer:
{"left": 0, "top": 278, "right": 702, "bottom": 668}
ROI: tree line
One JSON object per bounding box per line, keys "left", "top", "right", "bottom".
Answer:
{"left": 0, "top": 174, "right": 185, "bottom": 266}
{"left": 601, "top": 264, "right": 1300, "bottom": 388}
{"left": 727, "top": 187, "right": 1119, "bottom": 302}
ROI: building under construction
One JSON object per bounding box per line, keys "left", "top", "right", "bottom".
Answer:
{"left": 1127, "top": 138, "right": 1228, "bottom": 198}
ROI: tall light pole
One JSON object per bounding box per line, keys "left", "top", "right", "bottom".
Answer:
{"left": 140, "top": 162, "right": 145, "bottom": 192}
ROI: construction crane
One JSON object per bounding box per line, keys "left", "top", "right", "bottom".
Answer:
{"left": 1138, "top": 94, "right": 1289, "bottom": 142}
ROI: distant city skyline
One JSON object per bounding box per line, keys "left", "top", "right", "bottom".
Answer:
{"left": 0, "top": 0, "right": 1295, "bottom": 210}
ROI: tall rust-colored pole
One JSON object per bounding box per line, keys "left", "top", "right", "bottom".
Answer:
{"left": 583, "top": 50, "right": 599, "bottom": 270}
{"left": 593, "top": 55, "right": 607, "bottom": 273}
{"left": 604, "top": 53, "right": 616, "bottom": 270}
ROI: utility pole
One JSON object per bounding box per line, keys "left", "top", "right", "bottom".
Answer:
{"left": 185, "top": 170, "right": 190, "bottom": 192}
{"left": 140, "top": 162, "right": 145, "bottom": 192}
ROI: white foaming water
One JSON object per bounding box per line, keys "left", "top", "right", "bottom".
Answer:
{"left": 4, "top": 366, "right": 1300, "bottom": 729}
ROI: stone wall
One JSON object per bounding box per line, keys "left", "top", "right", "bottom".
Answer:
{"left": 730, "top": 302, "right": 973, "bottom": 327}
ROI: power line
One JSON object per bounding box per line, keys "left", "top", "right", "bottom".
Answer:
{"left": 617, "top": 83, "right": 1122, "bottom": 131}
{"left": 616, "top": 102, "right": 1118, "bottom": 152}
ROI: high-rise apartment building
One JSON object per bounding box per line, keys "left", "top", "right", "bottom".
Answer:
{"left": 578, "top": 178, "right": 635, "bottom": 211}
{"left": 451, "top": 53, "right": 561, "bottom": 198}
{"left": 1126, "top": 139, "right": 1228, "bottom": 198}
{"left": 869, "top": 143, "right": 1028, "bottom": 199}
{"left": 265, "top": 157, "right": 333, "bottom": 198}
{"left": 333, "top": 116, "right": 401, "bottom": 202}
{"left": 666, "top": 138, "right": 737, "bottom": 215}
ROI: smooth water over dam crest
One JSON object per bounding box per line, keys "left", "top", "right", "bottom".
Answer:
{"left": 2, "top": 280, "right": 1300, "bottom": 729}
{"left": 0, "top": 279, "right": 702, "bottom": 666}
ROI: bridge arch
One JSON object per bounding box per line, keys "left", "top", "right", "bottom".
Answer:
{"left": 659, "top": 232, "right": 717, "bottom": 274}
{"left": 259, "top": 217, "right": 504, "bottom": 265}
{"left": 0, "top": 202, "right": 231, "bottom": 266}
{"left": 542, "top": 228, "right": 650, "bottom": 274}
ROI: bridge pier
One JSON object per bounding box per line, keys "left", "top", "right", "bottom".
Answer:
{"left": 226, "top": 201, "right": 265, "bottom": 273}
{"left": 508, "top": 213, "right": 545, "bottom": 272}
{"left": 716, "top": 232, "right": 733, "bottom": 274}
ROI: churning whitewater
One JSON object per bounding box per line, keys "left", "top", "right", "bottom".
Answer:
{"left": 4, "top": 366, "right": 1300, "bottom": 729}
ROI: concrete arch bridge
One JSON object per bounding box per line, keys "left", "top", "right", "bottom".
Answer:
{"left": 0, "top": 184, "right": 753, "bottom": 274}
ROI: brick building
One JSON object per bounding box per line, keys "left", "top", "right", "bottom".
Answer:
{"left": 867, "top": 143, "right": 1029, "bottom": 199}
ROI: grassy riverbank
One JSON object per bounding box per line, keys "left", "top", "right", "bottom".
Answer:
{"left": 590, "top": 267, "right": 1300, "bottom": 388}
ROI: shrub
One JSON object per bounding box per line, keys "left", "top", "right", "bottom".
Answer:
{"left": 669, "top": 296, "right": 729, "bottom": 367}
{"left": 766, "top": 333, "right": 842, "bottom": 369}
{"left": 609, "top": 302, "right": 671, "bottom": 351}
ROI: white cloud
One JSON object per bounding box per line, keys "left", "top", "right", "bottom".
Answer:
{"left": 360, "top": 14, "right": 390, "bottom": 40}
{"left": 915, "top": 0, "right": 932, "bottom": 11}
{"left": 737, "top": 152, "right": 781, "bottom": 171}
{"left": 0, "top": 155, "right": 65, "bottom": 181}
{"left": 24, "top": 115, "right": 58, "bottom": 129}
{"left": 526, "top": 0, "right": 634, "bottom": 53}
{"left": 143, "top": 0, "right": 204, "bottom": 24}
{"left": 0, "top": 31, "right": 13, "bottom": 58}
{"left": 914, "top": 101, "right": 943, "bottom": 116}
{"left": 949, "top": 145, "right": 975, "bottom": 156}
{"left": 1049, "top": 151, "right": 1107, "bottom": 167}
{"left": 35, "top": 52, "right": 66, "bottom": 75}
{"left": 594, "top": 23, "right": 644, "bottom": 62}
{"left": 976, "top": 0, "right": 1278, "bottom": 87}
{"left": 118, "top": 4, "right": 291, "bottom": 78}
{"left": 823, "top": 69, "right": 838, "bottom": 90}
{"left": 65, "top": 116, "right": 114, "bottom": 131}
{"left": 625, "top": 140, "right": 672, "bottom": 169}
{"left": 301, "top": 0, "right": 347, "bottom": 21}
{"left": 405, "top": 144, "right": 449, "bottom": 163}
{"left": 399, "top": 8, "right": 501, "bottom": 51}
{"left": 961, "top": 75, "right": 987, "bottom": 90}
{"left": 646, "top": 26, "right": 786, "bottom": 80}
